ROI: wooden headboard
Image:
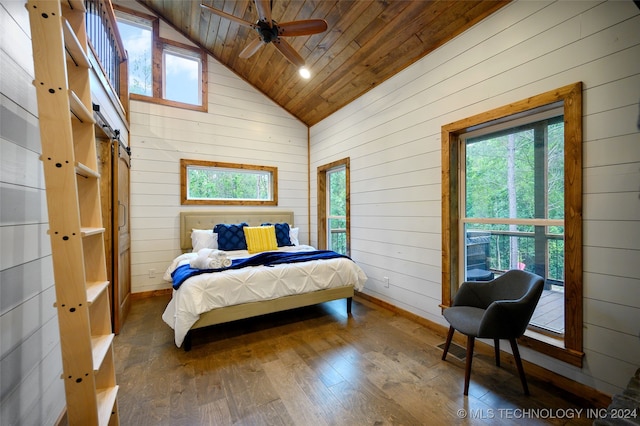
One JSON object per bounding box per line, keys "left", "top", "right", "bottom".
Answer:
{"left": 180, "top": 210, "right": 294, "bottom": 252}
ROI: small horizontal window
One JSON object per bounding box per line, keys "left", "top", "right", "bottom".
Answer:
{"left": 180, "top": 159, "right": 278, "bottom": 206}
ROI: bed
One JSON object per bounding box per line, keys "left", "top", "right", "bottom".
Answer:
{"left": 161, "top": 210, "right": 368, "bottom": 350}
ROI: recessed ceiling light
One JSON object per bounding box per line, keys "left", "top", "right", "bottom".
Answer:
{"left": 299, "top": 67, "right": 311, "bottom": 79}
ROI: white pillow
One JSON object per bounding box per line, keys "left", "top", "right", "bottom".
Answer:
{"left": 191, "top": 229, "right": 218, "bottom": 252}
{"left": 289, "top": 227, "right": 299, "bottom": 245}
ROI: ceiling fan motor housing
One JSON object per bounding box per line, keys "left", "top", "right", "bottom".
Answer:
{"left": 256, "top": 20, "right": 279, "bottom": 43}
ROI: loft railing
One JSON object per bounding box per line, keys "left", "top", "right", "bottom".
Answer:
{"left": 84, "top": 0, "right": 128, "bottom": 116}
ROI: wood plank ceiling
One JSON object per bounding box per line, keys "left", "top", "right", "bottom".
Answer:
{"left": 137, "top": 0, "right": 510, "bottom": 126}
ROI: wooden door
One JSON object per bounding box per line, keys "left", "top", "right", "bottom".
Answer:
{"left": 113, "top": 140, "right": 131, "bottom": 333}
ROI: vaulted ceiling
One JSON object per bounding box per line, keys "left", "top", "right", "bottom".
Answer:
{"left": 137, "top": 0, "right": 510, "bottom": 126}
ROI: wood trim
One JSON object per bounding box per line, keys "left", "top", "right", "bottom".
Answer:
{"left": 440, "top": 82, "right": 584, "bottom": 366}
{"left": 317, "top": 158, "right": 350, "bottom": 253}
{"left": 345, "top": 160, "right": 351, "bottom": 256}
{"left": 180, "top": 159, "right": 278, "bottom": 206}
{"left": 131, "top": 288, "right": 172, "bottom": 300}
{"left": 113, "top": 4, "right": 156, "bottom": 22}
{"left": 441, "top": 127, "right": 458, "bottom": 309}
{"left": 356, "top": 291, "right": 609, "bottom": 408}
{"left": 307, "top": 127, "right": 311, "bottom": 246}
{"left": 562, "top": 82, "right": 583, "bottom": 352}
{"left": 519, "top": 334, "right": 584, "bottom": 367}
{"left": 113, "top": 5, "right": 208, "bottom": 112}
{"left": 119, "top": 55, "right": 130, "bottom": 123}
{"left": 54, "top": 408, "right": 67, "bottom": 426}
{"left": 317, "top": 166, "right": 327, "bottom": 250}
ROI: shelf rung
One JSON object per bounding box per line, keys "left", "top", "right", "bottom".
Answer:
{"left": 62, "top": 17, "right": 90, "bottom": 68}
{"left": 97, "top": 385, "right": 119, "bottom": 426}
{"left": 69, "top": 90, "right": 95, "bottom": 124}
{"left": 91, "top": 334, "right": 115, "bottom": 372}
{"left": 81, "top": 227, "right": 105, "bottom": 237}
{"left": 86, "top": 281, "right": 109, "bottom": 304}
{"left": 76, "top": 162, "right": 100, "bottom": 178}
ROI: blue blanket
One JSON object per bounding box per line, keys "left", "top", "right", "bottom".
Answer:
{"left": 171, "top": 250, "right": 351, "bottom": 290}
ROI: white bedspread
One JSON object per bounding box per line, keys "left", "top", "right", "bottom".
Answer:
{"left": 161, "top": 245, "right": 367, "bottom": 347}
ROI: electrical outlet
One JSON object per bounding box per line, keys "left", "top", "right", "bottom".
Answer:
{"left": 148, "top": 269, "right": 156, "bottom": 278}
{"left": 384, "top": 276, "right": 389, "bottom": 288}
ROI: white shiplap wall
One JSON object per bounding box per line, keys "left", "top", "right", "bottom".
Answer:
{"left": 127, "top": 5, "right": 309, "bottom": 294}
{"left": 0, "top": 0, "right": 66, "bottom": 425}
{"left": 310, "top": 0, "right": 640, "bottom": 396}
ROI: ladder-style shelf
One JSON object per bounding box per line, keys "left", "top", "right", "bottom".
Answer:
{"left": 27, "top": 0, "right": 119, "bottom": 424}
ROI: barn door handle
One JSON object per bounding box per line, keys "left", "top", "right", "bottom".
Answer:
{"left": 118, "top": 202, "right": 126, "bottom": 230}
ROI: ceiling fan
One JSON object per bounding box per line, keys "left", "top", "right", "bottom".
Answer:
{"left": 200, "top": 0, "right": 328, "bottom": 68}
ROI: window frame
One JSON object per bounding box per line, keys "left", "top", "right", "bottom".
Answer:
{"left": 441, "top": 82, "right": 583, "bottom": 367}
{"left": 317, "top": 158, "right": 350, "bottom": 255}
{"left": 162, "top": 43, "right": 203, "bottom": 106}
{"left": 326, "top": 164, "right": 348, "bottom": 255}
{"left": 180, "top": 159, "right": 278, "bottom": 206}
{"left": 114, "top": 5, "right": 208, "bottom": 112}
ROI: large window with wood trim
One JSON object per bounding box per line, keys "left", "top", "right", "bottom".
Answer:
{"left": 441, "top": 83, "right": 583, "bottom": 367}
{"left": 181, "top": 159, "right": 277, "bottom": 206}
{"left": 318, "top": 158, "right": 350, "bottom": 255}
{"left": 114, "top": 6, "right": 207, "bottom": 111}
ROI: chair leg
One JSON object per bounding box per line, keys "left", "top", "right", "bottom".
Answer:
{"left": 509, "top": 338, "right": 529, "bottom": 395}
{"left": 442, "top": 326, "right": 455, "bottom": 360}
{"left": 494, "top": 339, "right": 500, "bottom": 367}
{"left": 464, "top": 336, "right": 475, "bottom": 396}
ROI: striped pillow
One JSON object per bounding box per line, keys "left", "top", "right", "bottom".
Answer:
{"left": 244, "top": 226, "right": 278, "bottom": 254}
{"left": 261, "top": 222, "right": 293, "bottom": 247}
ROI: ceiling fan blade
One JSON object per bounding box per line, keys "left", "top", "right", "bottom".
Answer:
{"left": 200, "top": 3, "right": 254, "bottom": 28}
{"left": 239, "top": 37, "right": 264, "bottom": 59}
{"left": 273, "top": 38, "right": 305, "bottom": 68}
{"left": 278, "top": 19, "right": 328, "bottom": 37}
{"left": 254, "top": 0, "right": 272, "bottom": 28}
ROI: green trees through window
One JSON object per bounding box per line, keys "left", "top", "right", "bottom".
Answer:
{"left": 318, "top": 158, "right": 350, "bottom": 256}
{"left": 181, "top": 159, "right": 277, "bottom": 206}
{"left": 328, "top": 166, "right": 347, "bottom": 254}
{"left": 463, "top": 114, "right": 566, "bottom": 292}
{"left": 442, "top": 82, "right": 583, "bottom": 366}
{"left": 187, "top": 168, "right": 271, "bottom": 200}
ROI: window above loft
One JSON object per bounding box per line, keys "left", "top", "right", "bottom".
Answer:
{"left": 163, "top": 45, "right": 202, "bottom": 105}
{"left": 114, "top": 6, "right": 208, "bottom": 112}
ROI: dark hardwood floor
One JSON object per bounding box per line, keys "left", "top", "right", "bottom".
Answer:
{"left": 113, "top": 295, "right": 595, "bottom": 425}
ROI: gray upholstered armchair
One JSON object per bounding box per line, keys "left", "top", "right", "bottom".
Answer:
{"left": 441, "top": 269, "right": 544, "bottom": 395}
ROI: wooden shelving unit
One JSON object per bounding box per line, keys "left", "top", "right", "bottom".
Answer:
{"left": 27, "top": 0, "right": 119, "bottom": 424}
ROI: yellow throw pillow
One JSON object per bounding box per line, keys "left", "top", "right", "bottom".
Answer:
{"left": 244, "top": 226, "right": 278, "bottom": 254}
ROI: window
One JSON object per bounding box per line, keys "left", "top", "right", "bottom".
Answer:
{"left": 318, "top": 158, "right": 350, "bottom": 255}
{"left": 115, "top": 13, "right": 152, "bottom": 96}
{"left": 163, "top": 45, "right": 202, "bottom": 105}
{"left": 461, "top": 108, "right": 565, "bottom": 333}
{"left": 327, "top": 165, "right": 348, "bottom": 254}
{"left": 442, "top": 82, "right": 583, "bottom": 367}
{"left": 114, "top": 6, "right": 208, "bottom": 111}
{"left": 181, "top": 159, "right": 277, "bottom": 205}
